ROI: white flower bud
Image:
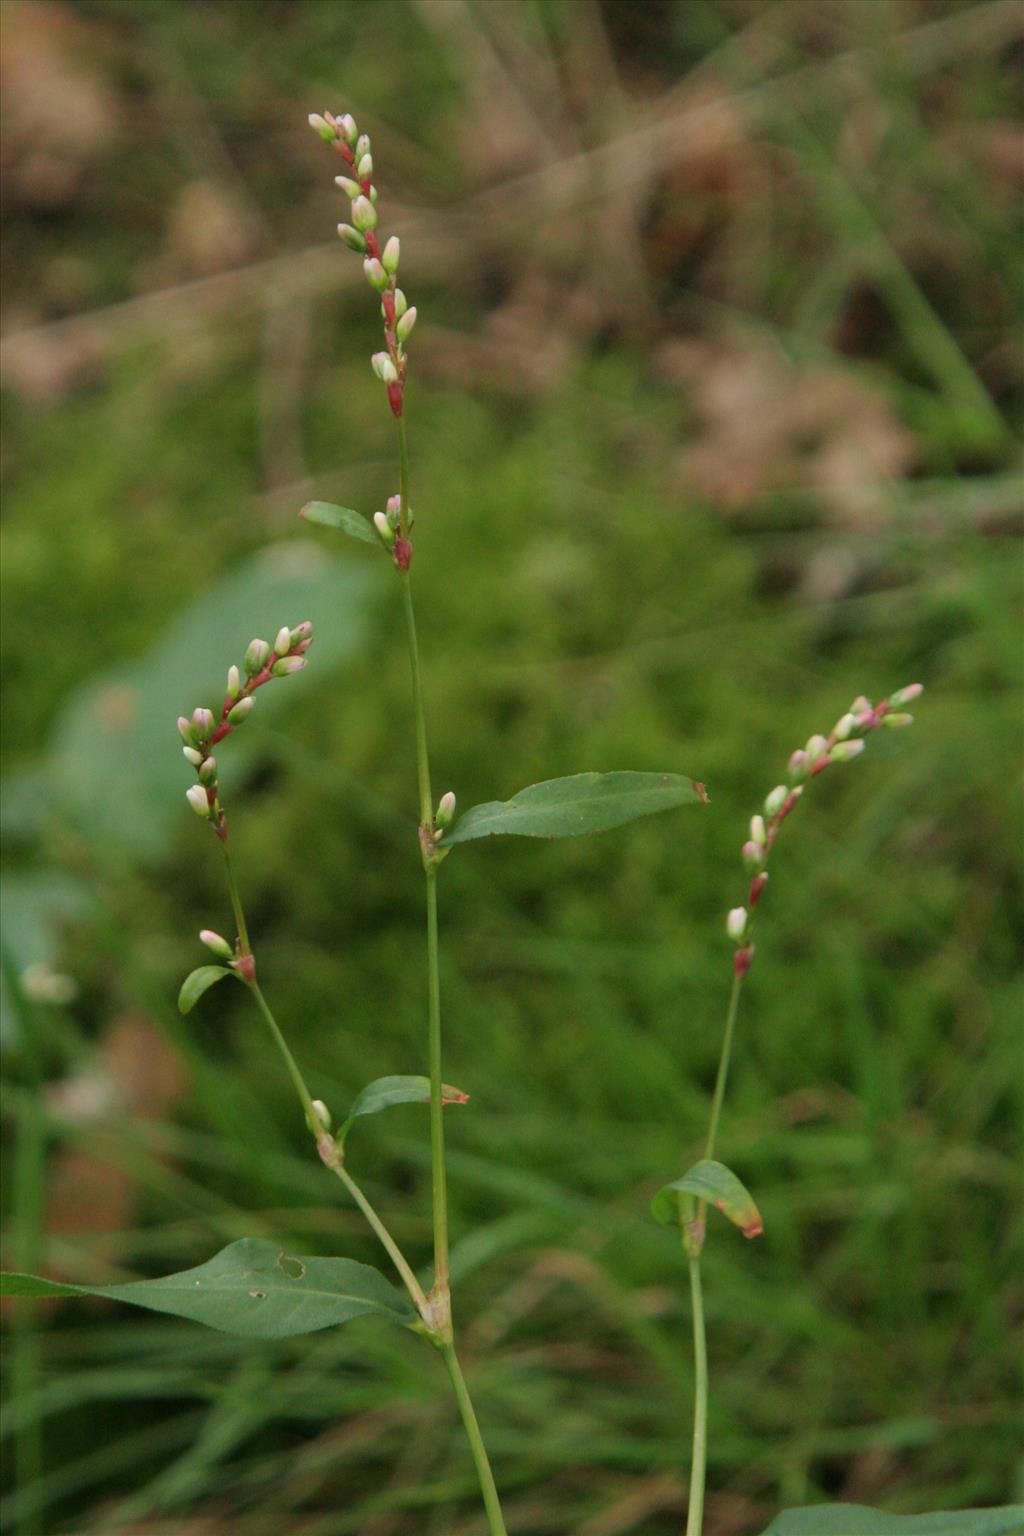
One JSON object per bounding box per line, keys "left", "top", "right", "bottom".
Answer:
{"left": 186, "top": 784, "right": 211, "bottom": 818}
{"left": 178, "top": 715, "right": 197, "bottom": 745}
{"left": 334, "top": 175, "right": 361, "bottom": 200}
{"left": 182, "top": 746, "right": 203, "bottom": 766}
{"left": 726, "top": 907, "right": 748, "bottom": 943}
{"left": 371, "top": 351, "right": 398, "bottom": 383}
{"left": 357, "top": 152, "right": 373, "bottom": 180}
{"left": 355, "top": 134, "right": 370, "bottom": 161}
{"left": 308, "top": 113, "right": 335, "bottom": 142}
{"left": 199, "top": 755, "right": 218, "bottom": 785}
{"left": 749, "top": 814, "right": 767, "bottom": 847}
{"left": 889, "top": 683, "right": 923, "bottom": 708}
{"left": 396, "top": 306, "right": 417, "bottom": 343}
{"left": 274, "top": 626, "right": 292, "bottom": 657}
{"left": 393, "top": 288, "right": 408, "bottom": 318}
{"left": 373, "top": 510, "right": 396, "bottom": 546}
{"left": 435, "top": 791, "right": 456, "bottom": 828}
{"left": 192, "top": 707, "right": 215, "bottom": 739}
{"left": 310, "top": 1098, "right": 331, "bottom": 1130}
{"left": 270, "top": 656, "right": 306, "bottom": 677}
{"left": 381, "top": 236, "right": 400, "bottom": 274}
{"left": 805, "top": 734, "right": 828, "bottom": 761}
{"left": 829, "top": 739, "right": 866, "bottom": 763}
{"left": 338, "top": 113, "right": 357, "bottom": 145}
{"left": 228, "top": 696, "right": 255, "bottom": 724}
{"left": 227, "top": 665, "right": 242, "bottom": 700}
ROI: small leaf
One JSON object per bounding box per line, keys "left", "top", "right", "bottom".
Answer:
{"left": 339, "top": 1074, "right": 469, "bottom": 1141}
{"left": 1, "top": 1238, "right": 416, "bottom": 1337}
{"left": 300, "top": 502, "right": 378, "bottom": 546}
{"left": 758, "top": 1505, "right": 1024, "bottom": 1536}
{"left": 438, "top": 771, "right": 708, "bottom": 846}
{"left": 651, "top": 1159, "right": 763, "bottom": 1239}
{"left": 178, "top": 965, "right": 236, "bottom": 1014}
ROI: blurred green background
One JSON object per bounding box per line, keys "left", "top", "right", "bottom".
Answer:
{"left": 2, "top": 1, "right": 1022, "bottom": 1532}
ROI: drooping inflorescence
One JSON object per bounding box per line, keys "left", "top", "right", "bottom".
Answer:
{"left": 308, "top": 111, "right": 416, "bottom": 423}
{"left": 177, "top": 620, "right": 313, "bottom": 840}
{"left": 725, "top": 684, "right": 923, "bottom": 977}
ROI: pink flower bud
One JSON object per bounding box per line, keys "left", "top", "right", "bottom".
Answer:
{"left": 396, "top": 306, "right": 417, "bottom": 343}
{"left": 381, "top": 236, "right": 400, "bottom": 274}
{"left": 351, "top": 195, "right": 377, "bottom": 232}
{"left": 270, "top": 656, "right": 306, "bottom": 677}
{"left": 274, "top": 626, "right": 292, "bottom": 657}
{"left": 192, "top": 707, "right": 216, "bottom": 739}
{"left": 199, "top": 756, "right": 218, "bottom": 785}
{"left": 363, "top": 257, "right": 387, "bottom": 291}
{"left": 764, "top": 784, "right": 788, "bottom": 818}
{"left": 788, "top": 749, "right": 809, "bottom": 781}
{"left": 742, "top": 840, "right": 764, "bottom": 868}
{"left": 371, "top": 351, "right": 398, "bottom": 383}
{"left": 334, "top": 175, "right": 361, "bottom": 200}
{"left": 338, "top": 114, "right": 357, "bottom": 145}
{"left": 828, "top": 739, "right": 865, "bottom": 763}
{"left": 228, "top": 696, "right": 255, "bottom": 724}
{"left": 308, "top": 113, "right": 335, "bottom": 142}
{"left": 200, "top": 929, "right": 233, "bottom": 959}
{"left": 889, "top": 683, "right": 923, "bottom": 707}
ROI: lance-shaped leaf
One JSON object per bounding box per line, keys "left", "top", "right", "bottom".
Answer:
{"left": 0, "top": 1238, "right": 415, "bottom": 1337}
{"left": 438, "top": 771, "right": 708, "bottom": 846}
{"left": 338, "top": 1074, "right": 469, "bottom": 1144}
{"left": 651, "top": 1159, "right": 763, "bottom": 1239}
{"left": 300, "top": 501, "right": 378, "bottom": 546}
{"left": 178, "top": 965, "right": 237, "bottom": 1014}
{"left": 758, "top": 1506, "right": 1024, "bottom": 1536}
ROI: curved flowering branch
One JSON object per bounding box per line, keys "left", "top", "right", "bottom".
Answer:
{"left": 725, "top": 682, "right": 923, "bottom": 977}
{"left": 176, "top": 620, "right": 313, "bottom": 843}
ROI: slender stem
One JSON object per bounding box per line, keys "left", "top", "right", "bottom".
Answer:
{"left": 400, "top": 571, "right": 433, "bottom": 825}
{"left": 221, "top": 843, "right": 252, "bottom": 957}
{"left": 685, "top": 1254, "right": 708, "bottom": 1536}
{"left": 332, "top": 1160, "right": 430, "bottom": 1316}
{"left": 442, "top": 1344, "right": 508, "bottom": 1536}
{"left": 248, "top": 979, "right": 429, "bottom": 1314}
{"left": 425, "top": 867, "right": 449, "bottom": 1293}
{"left": 684, "top": 967, "right": 746, "bottom": 1536}
{"left": 703, "top": 970, "right": 743, "bottom": 1163}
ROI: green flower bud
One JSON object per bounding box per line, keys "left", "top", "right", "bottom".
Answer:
{"left": 396, "top": 306, "right": 417, "bottom": 343}
{"left": 393, "top": 288, "right": 408, "bottom": 318}
{"left": 274, "top": 626, "right": 292, "bottom": 656}
{"left": 291, "top": 621, "right": 313, "bottom": 646}
{"left": 334, "top": 175, "right": 361, "bottom": 200}
{"left": 178, "top": 715, "right": 198, "bottom": 746}
{"left": 351, "top": 195, "right": 377, "bottom": 232}
{"left": 749, "top": 814, "right": 767, "bottom": 847}
{"left": 357, "top": 152, "right": 373, "bottom": 180}
{"left": 310, "top": 1098, "right": 331, "bottom": 1131}
{"left": 270, "top": 656, "right": 306, "bottom": 677}
{"left": 192, "top": 707, "right": 216, "bottom": 739}
{"left": 764, "top": 785, "right": 788, "bottom": 819}
{"left": 308, "top": 113, "right": 335, "bottom": 143}
{"left": 200, "top": 929, "right": 233, "bottom": 959}
{"left": 381, "top": 236, "right": 400, "bottom": 274}
{"left": 435, "top": 790, "right": 456, "bottom": 829}
{"left": 882, "top": 712, "right": 914, "bottom": 728}
{"left": 338, "top": 223, "right": 367, "bottom": 253}
{"left": 199, "top": 755, "right": 218, "bottom": 785}
{"left": 833, "top": 712, "right": 857, "bottom": 741}
{"left": 244, "top": 638, "right": 270, "bottom": 677}
{"left": 226, "top": 665, "right": 242, "bottom": 700}
{"left": 805, "top": 734, "right": 828, "bottom": 761}
{"left": 338, "top": 113, "right": 357, "bottom": 145}
{"left": 363, "top": 257, "right": 387, "bottom": 290}
{"left": 228, "top": 696, "right": 255, "bottom": 724}
{"left": 186, "top": 784, "right": 211, "bottom": 818}
{"left": 828, "top": 739, "right": 865, "bottom": 763}
{"left": 355, "top": 133, "right": 370, "bottom": 161}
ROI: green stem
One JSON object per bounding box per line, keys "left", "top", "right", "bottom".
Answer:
{"left": 684, "top": 967, "right": 746, "bottom": 1536}
{"left": 394, "top": 418, "right": 506, "bottom": 1529}
{"left": 685, "top": 1254, "right": 708, "bottom": 1536}
{"left": 442, "top": 1344, "right": 508, "bottom": 1536}
{"left": 221, "top": 843, "right": 252, "bottom": 958}
{"left": 247, "top": 979, "right": 429, "bottom": 1315}
{"left": 425, "top": 867, "right": 448, "bottom": 1294}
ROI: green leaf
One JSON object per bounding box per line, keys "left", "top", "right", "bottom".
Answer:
{"left": 178, "top": 965, "right": 236, "bottom": 1014}
{"left": 339, "top": 1074, "right": 469, "bottom": 1141}
{"left": 651, "top": 1159, "right": 763, "bottom": 1239}
{"left": 438, "top": 771, "right": 709, "bottom": 846}
{"left": 0, "top": 1238, "right": 416, "bottom": 1338}
{"left": 300, "top": 501, "right": 379, "bottom": 546}
{"left": 758, "top": 1506, "right": 1024, "bottom": 1536}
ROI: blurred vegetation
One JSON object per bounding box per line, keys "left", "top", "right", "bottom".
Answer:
{"left": 1, "top": 0, "right": 1022, "bottom": 1532}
